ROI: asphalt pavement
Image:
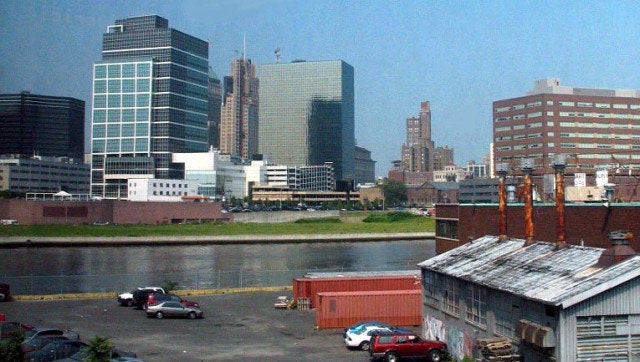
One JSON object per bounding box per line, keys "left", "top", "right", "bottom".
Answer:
{"left": 0, "top": 290, "right": 389, "bottom": 361}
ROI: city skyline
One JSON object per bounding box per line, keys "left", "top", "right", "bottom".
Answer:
{"left": 3, "top": 1, "right": 640, "bottom": 177}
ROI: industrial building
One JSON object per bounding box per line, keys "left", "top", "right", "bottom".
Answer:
{"left": 0, "top": 155, "right": 90, "bottom": 195}
{"left": 423, "top": 155, "right": 640, "bottom": 361}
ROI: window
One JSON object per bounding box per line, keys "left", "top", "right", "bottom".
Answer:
{"left": 466, "top": 284, "right": 486, "bottom": 327}
{"left": 443, "top": 278, "right": 460, "bottom": 316}
{"left": 559, "top": 101, "right": 575, "bottom": 107}
{"left": 577, "top": 102, "right": 592, "bottom": 107}
{"left": 423, "top": 271, "right": 439, "bottom": 308}
{"left": 613, "top": 104, "right": 628, "bottom": 109}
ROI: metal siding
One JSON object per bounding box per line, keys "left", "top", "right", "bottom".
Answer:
{"left": 572, "top": 279, "right": 640, "bottom": 317}
{"left": 293, "top": 276, "right": 421, "bottom": 309}
{"left": 315, "top": 290, "right": 421, "bottom": 329}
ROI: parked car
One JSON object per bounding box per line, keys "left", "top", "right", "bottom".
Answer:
{"left": 25, "top": 339, "right": 87, "bottom": 361}
{"left": 131, "top": 287, "right": 165, "bottom": 309}
{"left": 0, "top": 282, "right": 10, "bottom": 302}
{"left": 117, "top": 287, "right": 164, "bottom": 307}
{"left": 344, "top": 325, "right": 394, "bottom": 351}
{"left": 23, "top": 327, "right": 80, "bottom": 344}
{"left": 145, "top": 293, "right": 199, "bottom": 310}
{"left": 368, "top": 332, "right": 447, "bottom": 362}
{"left": 343, "top": 321, "right": 394, "bottom": 338}
{"left": 146, "top": 301, "right": 203, "bottom": 319}
{"left": 0, "top": 321, "right": 34, "bottom": 339}
{"left": 21, "top": 335, "right": 71, "bottom": 354}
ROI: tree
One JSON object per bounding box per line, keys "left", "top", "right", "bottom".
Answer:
{"left": 84, "top": 336, "right": 114, "bottom": 362}
{"left": 381, "top": 180, "right": 407, "bottom": 207}
{"left": 0, "top": 331, "right": 25, "bottom": 361}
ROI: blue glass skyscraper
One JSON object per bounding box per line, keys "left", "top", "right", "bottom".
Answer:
{"left": 258, "top": 60, "right": 355, "bottom": 183}
{"left": 90, "top": 15, "right": 209, "bottom": 199}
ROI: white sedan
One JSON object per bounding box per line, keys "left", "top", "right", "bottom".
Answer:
{"left": 344, "top": 325, "right": 392, "bottom": 351}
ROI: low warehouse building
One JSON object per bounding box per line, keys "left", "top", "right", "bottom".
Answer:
{"left": 418, "top": 232, "right": 640, "bottom": 361}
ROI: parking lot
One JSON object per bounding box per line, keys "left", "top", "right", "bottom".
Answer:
{"left": 1, "top": 290, "right": 395, "bottom": 361}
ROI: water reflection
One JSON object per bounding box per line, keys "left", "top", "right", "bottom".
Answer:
{"left": 1, "top": 239, "right": 434, "bottom": 294}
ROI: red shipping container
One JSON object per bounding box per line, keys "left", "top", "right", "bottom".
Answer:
{"left": 293, "top": 275, "right": 421, "bottom": 308}
{"left": 315, "top": 289, "right": 421, "bottom": 329}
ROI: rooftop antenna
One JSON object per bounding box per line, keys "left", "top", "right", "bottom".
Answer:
{"left": 274, "top": 47, "right": 281, "bottom": 63}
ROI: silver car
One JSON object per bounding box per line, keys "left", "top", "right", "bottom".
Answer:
{"left": 145, "top": 301, "right": 203, "bottom": 319}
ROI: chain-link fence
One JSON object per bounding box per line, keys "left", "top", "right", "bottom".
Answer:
{"left": 3, "top": 266, "right": 410, "bottom": 295}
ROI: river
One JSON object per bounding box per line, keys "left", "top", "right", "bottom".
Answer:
{"left": 0, "top": 239, "right": 435, "bottom": 295}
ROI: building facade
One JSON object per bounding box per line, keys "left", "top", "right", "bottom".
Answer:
{"left": 127, "top": 178, "right": 198, "bottom": 202}
{"left": 0, "top": 156, "right": 90, "bottom": 195}
{"left": 220, "top": 58, "right": 259, "bottom": 159}
{"left": 0, "top": 92, "right": 85, "bottom": 162}
{"left": 432, "top": 145, "right": 454, "bottom": 172}
{"left": 354, "top": 146, "right": 376, "bottom": 186}
{"left": 207, "top": 69, "right": 222, "bottom": 150}
{"left": 420, "top": 233, "right": 640, "bottom": 361}
{"left": 401, "top": 101, "right": 435, "bottom": 172}
{"left": 258, "top": 60, "right": 355, "bottom": 183}
{"left": 90, "top": 15, "right": 209, "bottom": 199}
{"left": 493, "top": 78, "right": 640, "bottom": 177}
{"left": 266, "top": 163, "right": 335, "bottom": 191}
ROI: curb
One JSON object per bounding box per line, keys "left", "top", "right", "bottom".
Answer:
{"left": 12, "top": 286, "right": 292, "bottom": 301}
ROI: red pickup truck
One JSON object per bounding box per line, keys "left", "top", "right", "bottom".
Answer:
{"left": 368, "top": 332, "right": 447, "bottom": 362}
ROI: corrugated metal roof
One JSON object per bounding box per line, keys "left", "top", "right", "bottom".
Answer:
{"left": 418, "top": 235, "right": 640, "bottom": 308}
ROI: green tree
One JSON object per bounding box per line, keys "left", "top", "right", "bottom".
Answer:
{"left": 382, "top": 180, "right": 407, "bottom": 207}
{"left": 0, "top": 331, "right": 25, "bottom": 361}
{"left": 84, "top": 336, "right": 114, "bottom": 362}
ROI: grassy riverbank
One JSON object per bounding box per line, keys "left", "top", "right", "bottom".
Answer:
{"left": 0, "top": 212, "right": 434, "bottom": 238}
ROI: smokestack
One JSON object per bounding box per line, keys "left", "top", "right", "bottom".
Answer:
{"left": 596, "top": 231, "right": 636, "bottom": 267}
{"left": 521, "top": 158, "right": 535, "bottom": 246}
{"left": 496, "top": 163, "right": 509, "bottom": 241}
{"left": 553, "top": 154, "right": 568, "bottom": 250}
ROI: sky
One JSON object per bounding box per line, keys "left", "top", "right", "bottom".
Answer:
{"left": 2, "top": 0, "right": 640, "bottom": 178}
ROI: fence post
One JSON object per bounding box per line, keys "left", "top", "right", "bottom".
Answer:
{"left": 239, "top": 269, "right": 243, "bottom": 288}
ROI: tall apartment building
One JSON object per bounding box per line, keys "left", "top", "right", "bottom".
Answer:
{"left": 433, "top": 145, "right": 454, "bottom": 171}
{"left": 90, "top": 15, "right": 209, "bottom": 199}
{"left": 401, "top": 101, "right": 435, "bottom": 172}
{"left": 258, "top": 60, "right": 355, "bottom": 183}
{"left": 220, "top": 58, "right": 259, "bottom": 159}
{"left": 208, "top": 69, "right": 222, "bottom": 150}
{"left": 493, "top": 78, "right": 640, "bottom": 175}
{"left": 0, "top": 92, "right": 84, "bottom": 161}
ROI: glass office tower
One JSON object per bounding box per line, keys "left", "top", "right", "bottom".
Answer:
{"left": 90, "top": 15, "right": 209, "bottom": 199}
{"left": 258, "top": 60, "right": 355, "bottom": 183}
{"left": 0, "top": 92, "right": 84, "bottom": 161}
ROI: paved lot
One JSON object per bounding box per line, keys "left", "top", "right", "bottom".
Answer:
{"left": 0, "top": 291, "right": 402, "bottom": 361}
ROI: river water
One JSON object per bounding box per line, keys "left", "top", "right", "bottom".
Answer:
{"left": 0, "top": 239, "right": 435, "bottom": 295}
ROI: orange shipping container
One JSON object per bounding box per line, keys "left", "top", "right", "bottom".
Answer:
{"left": 293, "top": 275, "right": 421, "bottom": 308}
{"left": 315, "top": 289, "right": 421, "bottom": 329}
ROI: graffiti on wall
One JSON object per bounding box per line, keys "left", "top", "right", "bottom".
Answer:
{"left": 423, "top": 315, "right": 474, "bottom": 361}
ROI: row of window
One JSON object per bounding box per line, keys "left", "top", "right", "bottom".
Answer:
{"left": 496, "top": 111, "right": 640, "bottom": 122}
{"left": 497, "top": 132, "right": 640, "bottom": 141}
{"left": 424, "top": 273, "right": 488, "bottom": 328}
{"left": 496, "top": 122, "right": 640, "bottom": 132}
{"left": 92, "top": 123, "right": 149, "bottom": 138}
{"left": 496, "top": 101, "right": 640, "bottom": 113}
{"left": 93, "top": 94, "right": 150, "bottom": 109}
{"left": 93, "top": 109, "right": 150, "bottom": 124}
{"left": 92, "top": 138, "right": 149, "bottom": 153}
{"left": 95, "top": 63, "right": 151, "bottom": 79}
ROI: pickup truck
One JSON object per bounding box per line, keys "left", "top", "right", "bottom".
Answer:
{"left": 368, "top": 332, "right": 447, "bottom": 362}
{"left": 117, "top": 287, "right": 164, "bottom": 307}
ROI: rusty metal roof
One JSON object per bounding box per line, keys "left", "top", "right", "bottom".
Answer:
{"left": 418, "top": 235, "right": 640, "bottom": 308}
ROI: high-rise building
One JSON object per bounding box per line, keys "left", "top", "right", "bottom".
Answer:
{"left": 258, "top": 60, "right": 355, "bottom": 183}
{"left": 433, "top": 145, "right": 454, "bottom": 172}
{"left": 90, "top": 15, "right": 209, "bottom": 199}
{"left": 0, "top": 91, "right": 84, "bottom": 161}
{"left": 354, "top": 146, "right": 376, "bottom": 185}
{"left": 493, "top": 78, "right": 640, "bottom": 175}
{"left": 220, "top": 58, "right": 258, "bottom": 158}
{"left": 401, "top": 101, "right": 435, "bottom": 172}
{"left": 208, "top": 69, "right": 222, "bottom": 150}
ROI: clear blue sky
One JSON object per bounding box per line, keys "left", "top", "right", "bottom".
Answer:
{"left": 2, "top": 0, "right": 640, "bottom": 177}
